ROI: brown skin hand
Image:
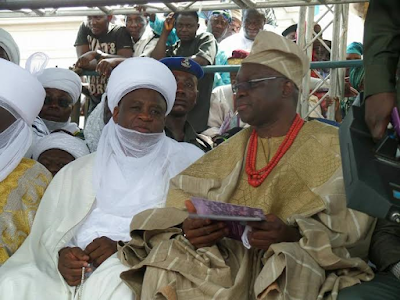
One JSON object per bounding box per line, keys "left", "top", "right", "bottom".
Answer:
{"left": 242, "top": 10, "right": 266, "bottom": 41}
{"left": 166, "top": 70, "right": 198, "bottom": 141}
{"left": 58, "top": 247, "right": 91, "bottom": 286}
{"left": 38, "top": 149, "right": 75, "bottom": 177}
{"left": 182, "top": 200, "right": 229, "bottom": 249}
{"left": 235, "top": 63, "right": 297, "bottom": 138}
{"left": 0, "top": 107, "right": 16, "bottom": 133}
{"left": 39, "top": 88, "right": 73, "bottom": 123}
{"left": 112, "top": 88, "right": 167, "bottom": 133}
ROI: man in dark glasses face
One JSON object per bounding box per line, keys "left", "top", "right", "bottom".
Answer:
{"left": 36, "top": 68, "right": 82, "bottom": 136}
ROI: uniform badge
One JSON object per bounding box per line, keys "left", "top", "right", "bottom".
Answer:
{"left": 181, "top": 58, "right": 191, "bottom": 69}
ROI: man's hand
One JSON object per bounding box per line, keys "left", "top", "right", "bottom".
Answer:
{"left": 365, "top": 92, "right": 397, "bottom": 141}
{"left": 164, "top": 13, "right": 175, "bottom": 32}
{"left": 58, "top": 247, "right": 91, "bottom": 286}
{"left": 76, "top": 51, "right": 98, "bottom": 69}
{"left": 247, "top": 214, "right": 301, "bottom": 251}
{"left": 84, "top": 236, "right": 117, "bottom": 268}
{"left": 182, "top": 200, "right": 229, "bottom": 249}
{"left": 96, "top": 58, "right": 122, "bottom": 77}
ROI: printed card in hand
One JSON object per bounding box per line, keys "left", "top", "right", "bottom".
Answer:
{"left": 190, "top": 197, "right": 266, "bottom": 241}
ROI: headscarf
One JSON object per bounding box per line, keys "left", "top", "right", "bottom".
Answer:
{"left": 0, "top": 59, "right": 45, "bottom": 181}
{"left": 227, "top": 49, "right": 250, "bottom": 65}
{"left": 210, "top": 10, "right": 232, "bottom": 23}
{"left": 106, "top": 57, "right": 177, "bottom": 115}
{"left": 350, "top": 66, "right": 365, "bottom": 92}
{"left": 37, "top": 68, "right": 82, "bottom": 104}
{"left": 69, "top": 57, "right": 200, "bottom": 250}
{"left": 0, "top": 28, "right": 20, "bottom": 65}
{"left": 32, "top": 132, "right": 90, "bottom": 161}
{"left": 242, "top": 31, "right": 309, "bottom": 88}
{"left": 346, "top": 42, "right": 363, "bottom": 56}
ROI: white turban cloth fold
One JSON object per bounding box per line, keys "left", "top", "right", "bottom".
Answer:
{"left": 106, "top": 57, "right": 177, "bottom": 115}
{"left": 31, "top": 132, "right": 90, "bottom": 160}
{"left": 37, "top": 68, "right": 82, "bottom": 105}
{"left": 0, "top": 28, "right": 20, "bottom": 65}
{"left": 0, "top": 59, "right": 46, "bottom": 181}
{"left": 0, "top": 59, "right": 45, "bottom": 126}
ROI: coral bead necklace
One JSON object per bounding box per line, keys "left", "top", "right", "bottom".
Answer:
{"left": 245, "top": 114, "right": 304, "bottom": 187}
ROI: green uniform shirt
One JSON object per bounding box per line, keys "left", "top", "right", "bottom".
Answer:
{"left": 165, "top": 121, "right": 211, "bottom": 152}
{"left": 364, "top": 0, "right": 400, "bottom": 98}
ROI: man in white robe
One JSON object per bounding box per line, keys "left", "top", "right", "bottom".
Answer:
{"left": 0, "top": 57, "right": 203, "bottom": 300}
{"left": 33, "top": 68, "right": 82, "bottom": 137}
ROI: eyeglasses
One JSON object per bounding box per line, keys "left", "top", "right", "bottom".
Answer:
{"left": 232, "top": 76, "right": 284, "bottom": 94}
{"left": 44, "top": 96, "right": 73, "bottom": 108}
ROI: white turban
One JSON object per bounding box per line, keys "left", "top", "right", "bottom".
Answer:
{"left": 32, "top": 132, "right": 90, "bottom": 160}
{"left": 0, "top": 58, "right": 45, "bottom": 125}
{"left": 0, "top": 28, "right": 20, "bottom": 65}
{"left": 106, "top": 57, "right": 177, "bottom": 115}
{"left": 37, "top": 68, "right": 82, "bottom": 105}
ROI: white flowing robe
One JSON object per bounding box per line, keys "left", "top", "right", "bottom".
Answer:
{"left": 0, "top": 142, "right": 203, "bottom": 300}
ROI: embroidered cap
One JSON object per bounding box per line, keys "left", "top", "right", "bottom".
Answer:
{"left": 159, "top": 57, "right": 204, "bottom": 79}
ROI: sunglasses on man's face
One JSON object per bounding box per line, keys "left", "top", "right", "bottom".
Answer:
{"left": 44, "top": 96, "right": 73, "bottom": 108}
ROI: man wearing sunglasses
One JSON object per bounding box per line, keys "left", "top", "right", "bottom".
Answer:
{"left": 31, "top": 68, "right": 83, "bottom": 149}
{"left": 118, "top": 31, "right": 375, "bottom": 299}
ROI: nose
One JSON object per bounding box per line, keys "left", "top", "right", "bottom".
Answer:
{"left": 176, "top": 82, "right": 186, "bottom": 94}
{"left": 137, "top": 110, "right": 153, "bottom": 122}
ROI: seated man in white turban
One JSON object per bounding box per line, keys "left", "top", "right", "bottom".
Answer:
{"left": 0, "top": 57, "right": 203, "bottom": 300}
{"left": 117, "top": 32, "right": 376, "bottom": 299}
{"left": 32, "top": 132, "right": 90, "bottom": 176}
{"left": 0, "top": 28, "right": 20, "bottom": 65}
{"left": 32, "top": 68, "right": 83, "bottom": 140}
{"left": 0, "top": 59, "right": 52, "bottom": 266}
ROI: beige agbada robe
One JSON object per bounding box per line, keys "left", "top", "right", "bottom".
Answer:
{"left": 118, "top": 121, "right": 376, "bottom": 300}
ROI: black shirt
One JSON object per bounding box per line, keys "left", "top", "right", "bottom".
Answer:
{"left": 74, "top": 23, "right": 133, "bottom": 96}
{"left": 165, "top": 121, "right": 211, "bottom": 152}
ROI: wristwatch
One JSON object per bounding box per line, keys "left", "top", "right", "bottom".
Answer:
{"left": 95, "top": 49, "right": 103, "bottom": 60}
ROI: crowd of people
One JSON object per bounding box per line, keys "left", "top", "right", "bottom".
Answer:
{"left": 0, "top": 1, "right": 399, "bottom": 299}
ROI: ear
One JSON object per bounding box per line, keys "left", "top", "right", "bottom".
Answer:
{"left": 112, "top": 106, "right": 119, "bottom": 124}
{"left": 205, "top": 20, "right": 208, "bottom": 26}
{"left": 107, "top": 15, "right": 113, "bottom": 22}
{"left": 197, "top": 24, "right": 200, "bottom": 30}
{"left": 282, "top": 80, "right": 294, "bottom": 98}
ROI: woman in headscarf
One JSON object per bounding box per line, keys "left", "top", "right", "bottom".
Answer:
{"left": 32, "top": 132, "right": 90, "bottom": 176}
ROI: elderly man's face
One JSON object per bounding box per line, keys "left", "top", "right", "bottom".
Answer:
{"left": 126, "top": 14, "right": 147, "bottom": 42}
{"left": 209, "top": 15, "right": 229, "bottom": 42}
{"left": 38, "top": 149, "right": 75, "bottom": 177}
{"left": 113, "top": 88, "right": 167, "bottom": 133}
{"left": 0, "top": 47, "right": 9, "bottom": 61}
{"left": 39, "top": 88, "right": 73, "bottom": 123}
{"left": 235, "top": 63, "right": 286, "bottom": 126}
{"left": 87, "top": 15, "right": 110, "bottom": 36}
{"left": 0, "top": 107, "right": 16, "bottom": 133}
{"left": 170, "top": 70, "right": 197, "bottom": 117}
{"left": 243, "top": 11, "right": 265, "bottom": 40}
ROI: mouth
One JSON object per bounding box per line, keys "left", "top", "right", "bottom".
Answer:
{"left": 42, "top": 114, "right": 61, "bottom": 122}
{"left": 91, "top": 27, "right": 102, "bottom": 34}
{"left": 133, "top": 126, "right": 151, "bottom": 133}
{"left": 236, "top": 101, "right": 250, "bottom": 112}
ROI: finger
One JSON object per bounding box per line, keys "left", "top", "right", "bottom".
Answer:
{"left": 70, "top": 248, "right": 90, "bottom": 261}
{"left": 189, "top": 228, "right": 229, "bottom": 248}
{"left": 184, "top": 217, "right": 212, "bottom": 230}
{"left": 247, "top": 220, "right": 273, "bottom": 231}
{"left": 85, "top": 240, "right": 101, "bottom": 254}
{"left": 92, "top": 253, "right": 111, "bottom": 268}
{"left": 88, "top": 246, "right": 106, "bottom": 262}
{"left": 372, "top": 119, "right": 390, "bottom": 141}
{"left": 63, "top": 259, "right": 89, "bottom": 269}
{"left": 186, "top": 222, "right": 226, "bottom": 238}
{"left": 66, "top": 278, "right": 82, "bottom": 287}
{"left": 248, "top": 238, "right": 272, "bottom": 250}
{"left": 185, "top": 200, "right": 197, "bottom": 214}
{"left": 250, "top": 229, "right": 279, "bottom": 240}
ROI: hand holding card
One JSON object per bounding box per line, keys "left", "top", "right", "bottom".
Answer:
{"left": 182, "top": 200, "right": 229, "bottom": 249}
{"left": 189, "top": 197, "right": 266, "bottom": 241}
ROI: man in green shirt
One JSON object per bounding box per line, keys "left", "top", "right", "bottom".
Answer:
{"left": 151, "top": 11, "right": 218, "bottom": 133}
{"left": 363, "top": 0, "right": 400, "bottom": 141}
